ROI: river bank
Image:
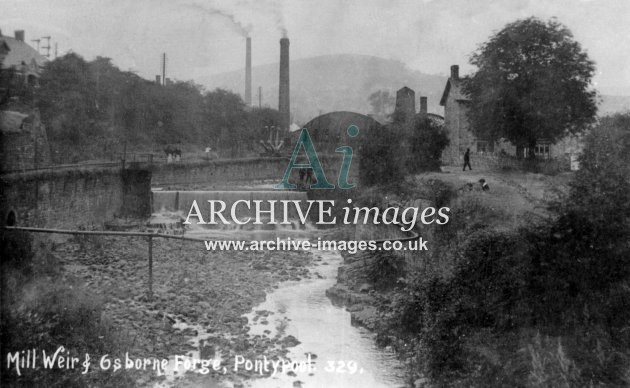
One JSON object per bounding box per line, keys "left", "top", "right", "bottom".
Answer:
{"left": 326, "top": 252, "right": 383, "bottom": 329}
{"left": 325, "top": 168, "right": 578, "bottom": 387}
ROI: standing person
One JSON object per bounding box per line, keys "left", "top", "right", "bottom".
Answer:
{"left": 463, "top": 148, "right": 472, "bottom": 171}
{"left": 299, "top": 168, "right": 306, "bottom": 182}
{"left": 305, "top": 168, "right": 313, "bottom": 185}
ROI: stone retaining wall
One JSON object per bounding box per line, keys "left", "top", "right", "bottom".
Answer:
{"left": 0, "top": 167, "right": 151, "bottom": 229}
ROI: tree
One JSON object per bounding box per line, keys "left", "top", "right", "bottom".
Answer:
{"left": 464, "top": 17, "right": 597, "bottom": 156}
{"left": 562, "top": 113, "right": 630, "bottom": 255}
{"left": 407, "top": 116, "right": 450, "bottom": 171}
{"left": 368, "top": 90, "right": 394, "bottom": 122}
{"left": 528, "top": 113, "right": 630, "bottom": 326}
{"left": 203, "top": 88, "right": 247, "bottom": 155}
{"left": 32, "top": 51, "right": 275, "bottom": 161}
{"left": 36, "top": 53, "right": 97, "bottom": 145}
{"left": 358, "top": 122, "right": 404, "bottom": 186}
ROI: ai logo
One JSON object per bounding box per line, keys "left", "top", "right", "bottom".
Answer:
{"left": 275, "top": 125, "right": 359, "bottom": 190}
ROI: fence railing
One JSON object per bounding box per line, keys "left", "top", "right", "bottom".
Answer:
{"left": 1, "top": 153, "right": 159, "bottom": 175}
{"left": 3, "top": 216, "right": 421, "bottom": 302}
{"left": 444, "top": 152, "right": 571, "bottom": 173}
{"left": 1, "top": 160, "right": 121, "bottom": 174}
{"left": 1, "top": 226, "right": 206, "bottom": 301}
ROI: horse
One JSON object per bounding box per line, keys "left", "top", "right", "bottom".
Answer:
{"left": 163, "top": 145, "right": 182, "bottom": 158}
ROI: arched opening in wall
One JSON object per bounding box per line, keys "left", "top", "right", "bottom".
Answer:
{"left": 6, "top": 210, "right": 17, "bottom": 226}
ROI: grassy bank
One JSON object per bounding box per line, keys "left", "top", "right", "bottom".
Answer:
{"left": 1, "top": 231, "right": 137, "bottom": 387}
{"left": 330, "top": 114, "right": 630, "bottom": 387}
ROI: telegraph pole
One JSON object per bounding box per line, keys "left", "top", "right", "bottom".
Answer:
{"left": 162, "top": 53, "right": 166, "bottom": 86}
{"left": 31, "top": 38, "right": 40, "bottom": 52}
{"left": 41, "top": 36, "right": 51, "bottom": 58}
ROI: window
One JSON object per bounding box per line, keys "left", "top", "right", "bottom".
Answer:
{"left": 476, "top": 140, "right": 494, "bottom": 154}
{"left": 534, "top": 143, "right": 550, "bottom": 159}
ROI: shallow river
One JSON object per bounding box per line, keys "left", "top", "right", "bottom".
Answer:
{"left": 244, "top": 248, "right": 406, "bottom": 388}
{"left": 151, "top": 190, "right": 407, "bottom": 387}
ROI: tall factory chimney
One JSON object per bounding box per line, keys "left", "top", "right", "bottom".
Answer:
{"left": 245, "top": 36, "right": 252, "bottom": 106}
{"left": 278, "top": 34, "right": 290, "bottom": 131}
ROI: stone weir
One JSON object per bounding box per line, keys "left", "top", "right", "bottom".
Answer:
{"left": 150, "top": 155, "right": 358, "bottom": 189}
{"left": 151, "top": 190, "right": 311, "bottom": 232}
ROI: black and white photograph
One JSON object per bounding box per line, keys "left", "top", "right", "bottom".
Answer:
{"left": 1, "top": 0, "right": 630, "bottom": 387}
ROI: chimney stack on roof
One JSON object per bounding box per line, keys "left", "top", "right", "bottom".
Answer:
{"left": 420, "top": 96, "right": 428, "bottom": 115}
{"left": 14, "top": 30, "right": 25, "bottom": 42}
{"left": 450, "top": 65, "right": 459, "bottom": 80}
{"left": 395, "top": 86, "right": 416, "bottom": 122}
{"left": 155, "top": 75, "right": 161, "bottom": 85}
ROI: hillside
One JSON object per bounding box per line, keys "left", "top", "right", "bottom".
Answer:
{"left": 199, "top": 54, "right": 630, "bottom": 124}
{"left": 198, "top": 54, "right": 447, "bottom": 124}
{"left": 599, "top": 94, "right": 630, "bottom": 116}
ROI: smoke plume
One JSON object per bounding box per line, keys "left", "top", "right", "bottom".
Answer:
{"left": 270, "top": 0, "right": 287, "bottom": 36}
{"left": 184, "top": 1, "right": 251, "bottom": 37}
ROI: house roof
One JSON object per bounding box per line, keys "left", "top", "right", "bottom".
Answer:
{"left": 0, "top": 35, "right": 48, "bottom": 74}
{"left": 296, "top": 110, "right": 381, "bottom": 153}
{"left": 397, "top": 86, "right": 415, "bottom": 95}
{"left": 439, "top": 78, "right": 470, "bottom": 106}
{"left": 302, "top": 110, "right": 382, "bottom": 131}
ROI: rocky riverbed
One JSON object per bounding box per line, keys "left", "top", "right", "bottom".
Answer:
{"left": 53, "top": 232, "right": 316, "bottom": 387}
{"left": 326, "top": 250, "right": 391, "bottom": 332}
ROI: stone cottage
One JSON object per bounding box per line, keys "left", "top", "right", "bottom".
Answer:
{"left": 439, "top": 64, "right": 583, "bottom": 166}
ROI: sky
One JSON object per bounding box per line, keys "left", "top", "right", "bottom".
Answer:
{"left": 2, "top": 0, "right": 630, "bottom": 95}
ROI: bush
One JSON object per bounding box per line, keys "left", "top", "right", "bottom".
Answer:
{"left": 531, "top": 113, "right": 630, "bottom": 327}
{"left": 364, "top": 251, "right": 406, "bottom": 289}
{"left": 380, "top": 113, "right": 630, "bottom": 384}
{"left": 387, "top": 217, "right": 630, "bottom": 381}
{"left": 358, "top": 114, "right": 449, "bottom": 187}
{"left": 418, "top": 178, "right": 455, "bottom": 208}
{"left": 407, "top": 116, "right": 450, "bottom": 172}
{"left": 0, "top": 232, "right": 135, "bottom": 387}
{"left": 392, "top": 229, "right": 533, "bottom": 375}
{"left": 359, "top": 123, "right": 405, "bottom": 186}
{"left": 567, "top": 113, "right": 630, "bottom": 230}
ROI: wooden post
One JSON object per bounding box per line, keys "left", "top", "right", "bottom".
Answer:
{"left": 122, "top": 141, "right": 127, "bottom": 169}
{"left": 148, "top": 236, "right": 153, "bottom": 301}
